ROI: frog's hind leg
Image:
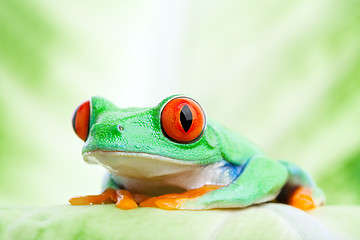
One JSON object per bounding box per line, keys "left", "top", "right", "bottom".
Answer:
{"left": 142, "top": 156, "right": 289, "bottom": 210}
{"left": 277, "top": 161, "right": 325, "bottom": 210}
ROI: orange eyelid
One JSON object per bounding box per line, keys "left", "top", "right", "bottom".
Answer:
{"left": 161, "top": 97, "right": 205, "bottom": 143}
{"left": 73, "top": 101, "right": 90, "bottom": 141}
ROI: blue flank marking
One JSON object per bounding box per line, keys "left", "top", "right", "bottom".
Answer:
{"left": 220, "top": 157, "right": 252, "bottom": 183}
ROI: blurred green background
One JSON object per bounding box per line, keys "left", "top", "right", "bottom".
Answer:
{"left": 0, "top": 0, "right": 359, "bottom": 206}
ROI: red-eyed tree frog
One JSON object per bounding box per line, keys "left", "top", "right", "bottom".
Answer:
{"left": 69, "top": 95, "right": 325, "bottom": 210}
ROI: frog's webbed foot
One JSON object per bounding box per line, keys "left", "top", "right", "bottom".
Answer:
{"left": 288, "top": 186, "right": 317, "bottom": 210}
{"left": 139, "top": 185, "right": 224, "bottom": 210}
{"left": 69, "top": 188, "right": 146, "bottom": 210}
{"left": 277, "top": 184, "right": 324, "bottom": 210}
{"left": 278, "top": 161, "right": 325, "bottom": 210}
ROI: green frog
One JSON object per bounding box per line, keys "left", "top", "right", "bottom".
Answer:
{"left": 69, "top": 95, "right": 325, "bottom": 210}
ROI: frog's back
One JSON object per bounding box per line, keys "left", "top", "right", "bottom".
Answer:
{"left": 207, "top": 118, "right": 267, "bottom": 166}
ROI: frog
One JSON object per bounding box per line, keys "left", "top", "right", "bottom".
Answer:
{"left": 69, "top": 95, "right": 325, "bottom": 210}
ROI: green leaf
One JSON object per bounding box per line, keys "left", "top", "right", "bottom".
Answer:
{"left": 1, "top": 204, "right": 359, "bottom": 240}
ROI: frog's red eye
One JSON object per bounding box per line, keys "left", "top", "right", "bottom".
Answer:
{"left": 161, "top": 97, "right": 206, "bottom": 143}
{"left": 72, "top": 101, "right": 90, "bottom": 141}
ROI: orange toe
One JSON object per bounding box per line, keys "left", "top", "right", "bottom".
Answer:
{"left": 115, "top": 197, "right": 138, "bottom": 209}
{"left": 69, "top": 188, "right": 117, "bottom": 205}
{"left": 140, "top": 192, "right": 188, "bottom": 208}
{"left": 289, "top": 187, "right": 315, "bottom": 210}
{"left": 154, "top": 198, "right": 186, "bottom": 210}
{"left": 69, "top": 196, "right": 95, "bottom": 205}
{"left": 114, "top": 190, "right": 138, "bottom": 210}
{"left": 139, "top": 185, "right": 224, "bottom": 209}
{"left": 180, "top": 185, "right": 223, "bottom": 198}
{"left": 69, "top": 188, "right": 139, "bottom": 210}
{"left": 139, "top": 197, "right": 159, "bottom": 208}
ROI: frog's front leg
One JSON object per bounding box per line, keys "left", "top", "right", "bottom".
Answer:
{"left": 141, "top": 156, "right": 288, "bottom": 210}
{"left": 69, "top": 174, "right": 147, "bottom": 210}
{"left": 139, "top": 185, "right": 224, "bottom": 209}
{"left": 69, "top": 188, "right": 141, "bottom": 209}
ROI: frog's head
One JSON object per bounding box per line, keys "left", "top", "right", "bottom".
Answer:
{"left": 72, "top": 95, "right": 224, "bottom": 178}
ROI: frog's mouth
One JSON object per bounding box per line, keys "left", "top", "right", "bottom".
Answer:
{"left": 83, "top": 150, "right": 201, "bottom": 179}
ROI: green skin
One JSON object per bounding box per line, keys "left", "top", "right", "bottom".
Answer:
{"left": 80, "top": 95, "right": 325, "bottom": 209}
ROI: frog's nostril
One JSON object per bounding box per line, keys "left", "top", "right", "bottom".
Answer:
{"left": 118, "top": 125, "right": 124, "bottom": 131}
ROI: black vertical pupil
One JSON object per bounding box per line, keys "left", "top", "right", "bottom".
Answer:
{"left": 72, "top": 105, "right": 80, "bottom": 134}
{"left": 180, "top": 104, "right": 193, "bottom": 132}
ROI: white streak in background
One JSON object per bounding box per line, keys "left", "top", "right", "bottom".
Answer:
{"left": 44, "top": 0, "right": 186, "bottom": 107}
{"left": 122, "top": 0, "right": 186, "bottom": 106}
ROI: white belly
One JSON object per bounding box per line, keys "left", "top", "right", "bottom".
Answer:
{"left": 83, "top": 151, "right": 234, "bottom": 196}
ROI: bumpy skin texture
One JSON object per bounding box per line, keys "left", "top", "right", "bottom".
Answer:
{"left": 73, "top": 95, "right": 325, "bottom": 210}
{"left": 83, "top": 96, "right": 258, "bottom": 165}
